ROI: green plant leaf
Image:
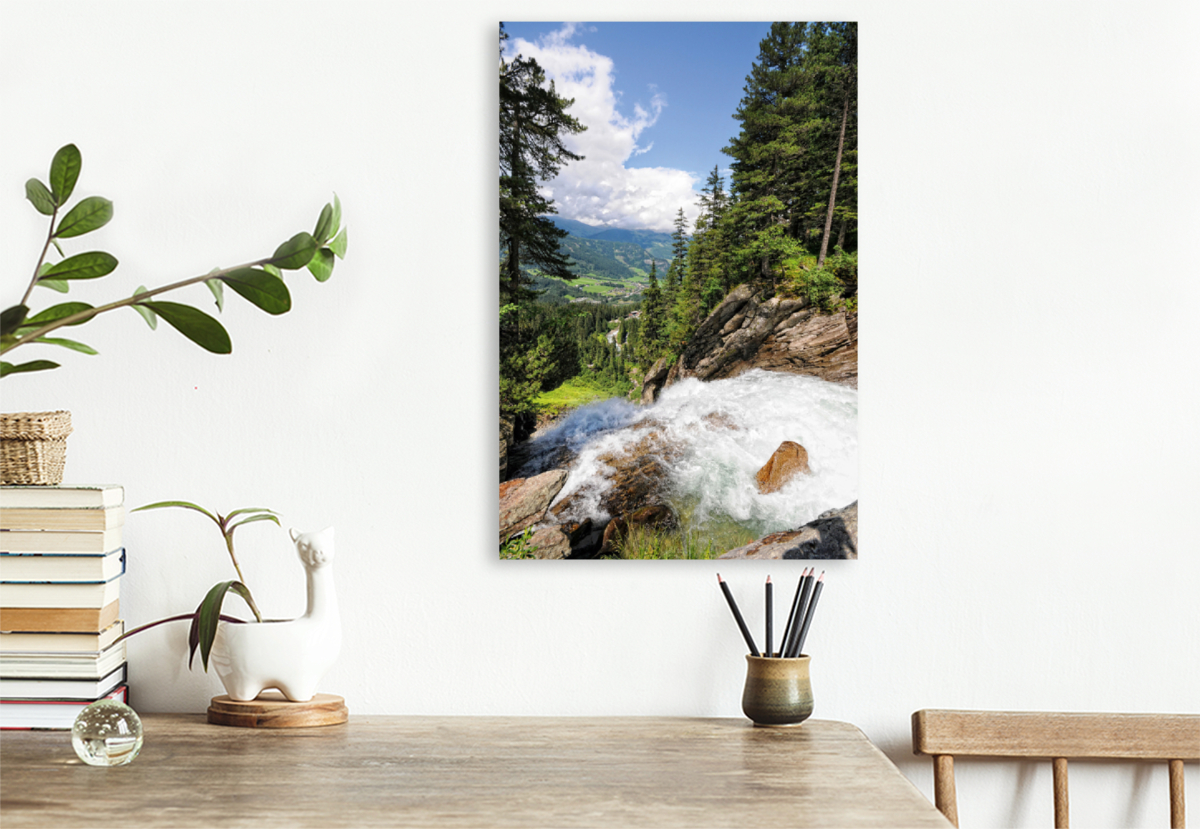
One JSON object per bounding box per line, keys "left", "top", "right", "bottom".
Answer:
{"left": 41, "top": 251, "right": 118, "bottom": 281}
{"left": 307, "top": 248, "right": 335, "bottom": 282}
{"left": 49, "top": 144, "right": 82, "bottom": 204}
{"left": 329, "top": 226, "right": 348, "bottom": 259}
{"left": 23, "top": 302, "right": 95, "bottom": 328}
{"left": 269, "top": 232, "right": 318, "bottom": 270}
{"left": 37, "top": 278, "right": 70, "bottom": 293}
{"left": 55, "top": 196, "right": 113, "bottom": 238}
{"left": 139, "top": 301, "right": 232, "bottom": 353}
{"left": 220, "top": 268, "right": 291, "bottom": 315}
{"left": 206, "top": 278, "right": 225, "bottom": 312}
{"left": 1, "top": 306, "right": 29, "bottom": 337}
{"left": 25, "top": 179, "right": 55, "bottom": 215}
{"left": 330, "top": 194, "right": 342, "bottom": 237}
{"left": 1, "top": 359, "right": 59, "bottom": 377}
{"left": 228, "top": 513, "right": 282, "bottom": 534}
{"left": 193, "top": 580, "right": 259, "bottom": 671}
{"left": 130, "top": 286, "right": 157, "bottom": 329}
{"left": 262, "top": 262, "right": 282, "bottom": 280}
{"left": 132, "top": 500, "right": 220, "bottom": 524}
{"left": 224, "top": 507, "right": 280, "bottom": 521}
{"left": 313, "top": 203, "right": 334, "bottom": 245}
{"left": 33, "top": 336, "right": 98, "bottom": 355}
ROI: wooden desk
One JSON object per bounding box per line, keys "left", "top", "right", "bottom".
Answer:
{"left": 1, "top": 716, "right": 951, "bottom": 828}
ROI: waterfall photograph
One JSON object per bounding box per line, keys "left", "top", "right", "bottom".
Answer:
{"left": 499, "top": 22, "right": 858, "bottom": 560}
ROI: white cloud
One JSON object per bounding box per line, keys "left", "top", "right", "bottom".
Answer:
{"left": 507, "top": 25, "right": 699, "bottom": 234}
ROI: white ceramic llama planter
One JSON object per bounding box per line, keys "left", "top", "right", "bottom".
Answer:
{"left": 210, "top": 527, "right": 341, "bottom": 702}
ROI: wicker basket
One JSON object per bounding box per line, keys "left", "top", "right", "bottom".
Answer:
{"left": 0, "top": 410, "right": 73, "bottom": 485}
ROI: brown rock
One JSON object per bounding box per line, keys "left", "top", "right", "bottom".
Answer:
{"left": 755, "top": 441, "right": 810, "bottom": 494}
{"left": 550, "top": 427, "right": 681, "bottom": 524}
{"left": 641, "top": 285, "right": 858, "bottom": 402}
{"left": 499, "top": 469, "right": 568, "bottom": 543}
{"left": 640, "top": 357, "right": 671, "bottom": 404}
{"left": 527, "top": 526, "right": 571, "bottom": 560}
{"left": 719, "top": 502, "right": 857, "bottom": 560}
{"left": 702, "top": 412, "right": 740, "bottom": 431}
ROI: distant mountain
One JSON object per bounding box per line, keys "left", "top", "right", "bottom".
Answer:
{"left": 587, "top": 227, "right": 672, "bottom": 248}
{"left": 506, "top": 215, "right": 681, "bottom": 304}
{"left": 547, "top": 216, "right": 606, "bottom": 238}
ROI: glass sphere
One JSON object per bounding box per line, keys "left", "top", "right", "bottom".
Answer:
{"left": 72, "top": 699, "right": 143, "bottom": 766}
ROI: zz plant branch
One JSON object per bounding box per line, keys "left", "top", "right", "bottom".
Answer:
{"left": 1, "top": 144, "right": 348, "bottom": 378}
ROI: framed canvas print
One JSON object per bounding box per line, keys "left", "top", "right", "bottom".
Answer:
{"left": 500, "top": 22, "right": 857, "bottom": 561}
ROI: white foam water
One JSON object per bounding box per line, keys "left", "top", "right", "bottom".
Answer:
{"left": 541, "top": 370, "right": 858, "bottom": 540}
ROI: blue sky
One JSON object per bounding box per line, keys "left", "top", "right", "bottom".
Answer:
{"left": 503, "top": 22, "right": 773, "bottom": 234}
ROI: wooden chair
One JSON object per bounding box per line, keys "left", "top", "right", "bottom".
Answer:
{"left": 912, "top": 710, "right": 1199, "bottom": 828}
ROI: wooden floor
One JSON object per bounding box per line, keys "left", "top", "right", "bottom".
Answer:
{"left": 1, "top": 715, "right": 951, "bottom": 828}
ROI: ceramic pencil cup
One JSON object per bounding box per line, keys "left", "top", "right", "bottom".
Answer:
{"left": 741, "top": 655, "right": 813, "bottom": 727}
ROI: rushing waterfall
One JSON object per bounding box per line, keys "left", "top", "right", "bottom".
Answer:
{"left": 518, "top": 370, "right": 857, "bottom": 545}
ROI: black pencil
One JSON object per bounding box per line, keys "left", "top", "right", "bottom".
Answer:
{"left": 793, "top": 571, "right": 825, "bottom": 657}
{"left": 765, "top": 576, "right": 773, "bottom": 658}
{"left": 717, "top": 574, "right": 760, "bottom": 656}
{"left": 779, "top": 567, "right": 809, "bottom": 654}
{"left": 783, "top": 568, "right": 814, "bottom": 658}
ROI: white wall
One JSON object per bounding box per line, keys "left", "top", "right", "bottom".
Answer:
{"left": 2, "top": 2, "right": 1197, "bottom": 827}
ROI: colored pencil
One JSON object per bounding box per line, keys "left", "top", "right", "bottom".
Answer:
{"left": 793, "top": 571, "right": 825, "bottom": 657}
{"left": 765, "top": 576, "right": 773, "bottom": 658}
{"left": 717, "top": 574, "right": 759, "bottom": 656}
{"left": 780, "top": 567, "right": 810, "bottom": 653}
{"left": 784, "top": 569, "right": 815, "bottom": 658}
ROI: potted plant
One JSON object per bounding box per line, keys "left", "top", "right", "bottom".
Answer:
{"left": 117, "top": 501, "right": 341, "bottom": 703}
{"left": 0, "top": 143, "right": 347, "bottom": 483}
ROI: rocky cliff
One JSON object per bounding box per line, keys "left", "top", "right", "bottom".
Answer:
{"left": 642, "top": 285, "right": 857, "bottom": 403}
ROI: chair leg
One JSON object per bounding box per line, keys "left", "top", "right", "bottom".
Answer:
{"left": 1053, "top": 757, "right": 1069, "bottom": 829}
{"left": 1169, "top": 759, "right": 1185, "bottom": 829}
{"left": 933, "top": 754, "right": 959, "bottom": 827}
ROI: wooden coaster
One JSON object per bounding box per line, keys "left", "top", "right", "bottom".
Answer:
{"left": 207, "top": 691, "right": 348, "bottom": 728}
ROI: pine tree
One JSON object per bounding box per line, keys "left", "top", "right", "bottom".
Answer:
{"left": 639, "top": 262, "right": 664, "bottom": 363}
{"left": 811, "top": 23, "right": 857, "bottom": 265}
{"left": 499, "top": 24, "right": 587, "bottom": 305}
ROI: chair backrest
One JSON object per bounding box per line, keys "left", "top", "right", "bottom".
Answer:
{"left": 911, "top": 710, "right": 1199, "bottom": 828}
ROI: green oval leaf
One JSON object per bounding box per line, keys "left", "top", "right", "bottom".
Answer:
{"left": 139, "top": 301, "right": 232, "bottom": 353}
{"left": 313, "top": 203, "right": 334, "bottom": 245}
{"left": 220, "top": 268, "right": 292, "bottom": 315}
{"left": 194, "top": 580, "right": 260, "bottom": 671}
{"left": 41, "top": 251, "right": 118, "bottom": 281}
{"left": 1, "top": 306, "right": 29, "bottom": 338}
{"left": 130, "top": 286, "right": 157, "bottom": 329}
{"left": 262, "top": 263, "right": 282, "bottom": 280}
{"left": 23, "top": 302, "right": 95, "bottom": 328}
{"left": 37, "top": 278, "right": 70, "bottom": 294}
{"left": 269, "top": 232, "right": 318, "bottom": 270}
{"left": 329, "top": 226, "right": 348, "bottom": 260}
{"left": 55, "top": 196, "right": 113, "bottom": 238}
{"left": 307, "top": 248, "right": 335, "bottom": 283}
{"left": 33, "top": 336, "right": 98, "bottom": 355}
{"left": 49, "top": 144, "right": 82, "bottom": 204}
{"left": 206, "top": 278, "right": 225, "bottom": 312}
{"left": 330, "top": 194, "right": 342, "bottom": 238}
{"left": 1, "top": 359, "right": 60, "bottom": 377}
{"left": 25, "top": 179, "right": 55, "bottom": 215}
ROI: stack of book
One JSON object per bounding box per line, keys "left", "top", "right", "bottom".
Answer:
{"left": 0, "top": 484, "right": 129, "bottom": 730}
